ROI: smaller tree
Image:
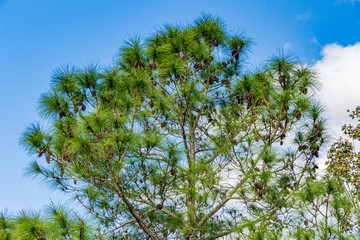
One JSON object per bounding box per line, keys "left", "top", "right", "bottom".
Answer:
{"left": 293, "top": 176, "right": 354, "bottom": 239}
{"left": 324, "top": 106, "right": 360, "bottom": 240}
{"left": 327, "top": 106, "right": 360, "bottom": 215}
{"left": 0, "top": 204, "right": 96, "bottom": 240}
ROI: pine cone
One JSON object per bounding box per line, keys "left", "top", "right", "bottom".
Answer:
{"left": 317, "top": 131, "right": 322, "bottom": 138}
{"left": 244, "top": 92, "right": 255, "bottom": 100}
{"left": 193, "top": 62, "right": 203, "bottom": 70}
{"left": 254, "top": 182, "right": 262, "bottom": 189}
{"left": 298, "top": 145, "right": 308, "bottom": 151}
{"left": 38, "top": 149, "right": 44, "bottom": 158}
{"left": 280, "top": 133, "right": 286, "bottom": 140}
{"left": 311, "top": 149, "right": 319, "bottom": 158}
{"left": 148, "top": 62, "right": 157, "bottom": 70}
{"left": 56, "top": 178, "right": 61, "bottom": 184}
{"left": 232, "top": 48, "right": 240, "bottom": 60}
{"left": 279, "top": 75, "right": 285, "bottom": 85}
{"left": 67, "top": 125, "right": 73, "bottom": 136}
{"left": 300, "top": 87, "right": 308, "bottom": 95}
{"left": 59, "top": 109, "right": 66, "bottom": 118}
{"left": 170, "top": 168, "right": 176, "bottom": 176}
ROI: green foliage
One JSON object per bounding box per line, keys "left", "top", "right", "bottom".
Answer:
{"left": 327, "top": 106, "right": 360, "bottom": 189}
{"left": 0, "top": 205, "right": 96, "bottom": 240}
{"left": 292, "top": 176, "right": 357, "bottom": 239}
{"left": 326, "top": 106, "right": 360, "bottom": 230}
{"left": 21, "top": 14, "right": 332, "bottom": 239}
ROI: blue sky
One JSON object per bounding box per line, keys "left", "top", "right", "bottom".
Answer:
{"left": 0, "top": 0, "right": 359, "bottom": 212}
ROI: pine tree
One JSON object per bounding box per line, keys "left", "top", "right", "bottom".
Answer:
{"left": 0, "top": 204, "right": 95, "bottom": 239}
{"left": 292, "top": 176, "right": 354, "bottom": 239}
{"left": 21, "top": 14, "right": 328, "bottom": 239}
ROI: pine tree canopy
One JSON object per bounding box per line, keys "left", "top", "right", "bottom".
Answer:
{"left": 21, "top": 14, "right": 333, "bottom": 239}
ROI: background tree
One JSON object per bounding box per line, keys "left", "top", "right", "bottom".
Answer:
{"left": 0, "top": 204, "right": 95, "bottom": 240}
{"left": 326, "top": 106, "right": 360, "bottom": 226}
{"left": 327, "top": 106, "right": 360, "bottom": 191}
{"left": 292, "top": 176, "right": 354, "bottom": 240}
{"left": 21, "top": 14, "right": 327, "bottom": 239}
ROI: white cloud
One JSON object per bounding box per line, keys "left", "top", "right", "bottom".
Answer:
{"left": 315, "top": 43, "right": 360, "bottom": 139}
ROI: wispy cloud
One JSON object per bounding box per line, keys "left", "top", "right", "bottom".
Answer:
{"left": 296, "top": 10, "right": 311, "bottom": 21}
{"left": 311, "top": 37, "right": 320, "bottom": 45}
{"left": 283, "top": 42, "right": 291, "bottom": 51}
{"left": 336, "top": 0, "right": 360, "bottom": 4}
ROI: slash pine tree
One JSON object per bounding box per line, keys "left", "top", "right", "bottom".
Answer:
{"left": 21, "top": 14, "right": 328, "bottom": 239}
